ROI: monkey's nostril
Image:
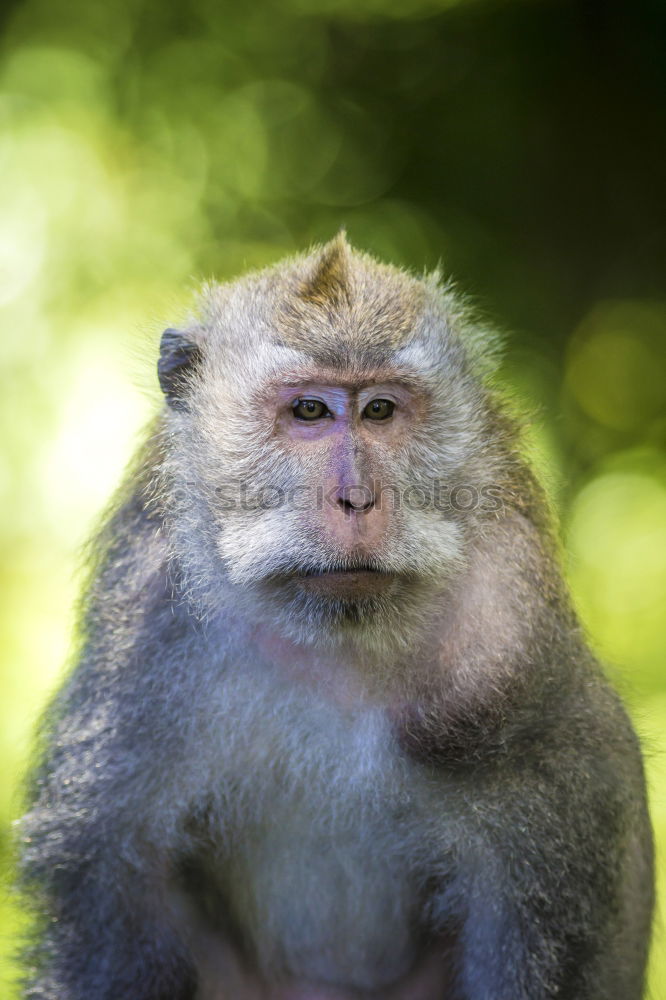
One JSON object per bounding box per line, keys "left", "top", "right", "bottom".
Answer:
{"left": 338, "top": 493, "right": 374, "bottom": 513}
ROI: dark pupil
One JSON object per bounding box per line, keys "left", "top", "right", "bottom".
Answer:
{"left": 364, "top": 398, "right": 394, "bottom": 420}
{"left": 294, "top": 399, "right": 326, "bottom": 420}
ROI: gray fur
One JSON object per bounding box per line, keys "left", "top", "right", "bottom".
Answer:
{"left": 18, "top": 237, "right": 653, "bottom": 999}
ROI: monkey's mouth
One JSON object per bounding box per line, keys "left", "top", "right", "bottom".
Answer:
{"left": 294, "top": 564, "right": 397, "bottom": 598}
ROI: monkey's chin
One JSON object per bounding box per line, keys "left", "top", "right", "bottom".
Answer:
{"left": 255, "top": 572, "right": 432, "bottom": 655}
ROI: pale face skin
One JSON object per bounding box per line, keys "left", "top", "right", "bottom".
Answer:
{"left": 271, "top": 378, "right": 424, "bottom": 598}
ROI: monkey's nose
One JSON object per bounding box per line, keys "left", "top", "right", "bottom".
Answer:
{"left": 337, "top": 486, "right": 374, "bottom": 513}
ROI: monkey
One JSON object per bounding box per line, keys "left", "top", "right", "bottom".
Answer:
{"left": 17, "top": 233, "right": 653, "bottom": 1000}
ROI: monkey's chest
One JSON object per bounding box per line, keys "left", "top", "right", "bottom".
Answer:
{"left": 223, "top": 802, "right": 423, "bottom": 987}
{"left": 198, "top": 701, "right": 434, "bottom": 990}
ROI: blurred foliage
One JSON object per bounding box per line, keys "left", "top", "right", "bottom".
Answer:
{"left": 0, "top": 0, "right": 664, "bottom": 993}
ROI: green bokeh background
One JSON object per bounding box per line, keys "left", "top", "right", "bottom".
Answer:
{"left": 1, "top": 0, "right": 664, "bottom": 993}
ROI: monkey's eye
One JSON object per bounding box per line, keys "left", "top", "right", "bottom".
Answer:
{"left": 292, "top": 398, "right": 330, "bottom": 421}
{"left": 363, "top": 398, "right": 395, "bottom": 421}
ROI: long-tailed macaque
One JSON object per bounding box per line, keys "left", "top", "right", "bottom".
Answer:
{"left": 19, "top": 234, "right": 653, "bottom": 999}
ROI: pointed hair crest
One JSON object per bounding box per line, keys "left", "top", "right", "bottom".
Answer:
{"left": 298, "top": 231, "right": 353, "bottom": 311}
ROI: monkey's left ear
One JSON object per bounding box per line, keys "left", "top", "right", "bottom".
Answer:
{"left": 158, "top": 328, "right": 203, "bottom": 410}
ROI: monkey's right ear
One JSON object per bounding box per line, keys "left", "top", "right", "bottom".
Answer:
{"left": 158, "top": 328, "right": 203, "bottom": 410}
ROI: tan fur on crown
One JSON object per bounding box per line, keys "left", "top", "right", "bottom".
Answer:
{"left": 276, "top": 231, "right": 427, "bottom": 364}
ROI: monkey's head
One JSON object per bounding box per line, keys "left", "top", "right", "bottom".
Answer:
{"left": 157, "top": 234, "right": 511, "bottom": 650}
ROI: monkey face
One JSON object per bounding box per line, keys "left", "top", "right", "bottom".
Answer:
{"left": 166, "top": 352, "right": 477, "bottom": 650}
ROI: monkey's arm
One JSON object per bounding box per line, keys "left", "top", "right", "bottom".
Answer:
{"left": 447, "top": 700, "right": 653, "bottom": 1000}
{"left": 408, "top": 514, "right": 654, "bottom": 1000}
{"left": 19, "top": 461, "right": 200, "bottom": 1000}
